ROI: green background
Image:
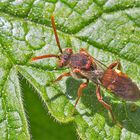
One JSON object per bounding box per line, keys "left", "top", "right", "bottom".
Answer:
{"left": 22, "top": 77, "right": 77, "bottom": 140}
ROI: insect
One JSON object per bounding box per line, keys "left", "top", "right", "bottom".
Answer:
{"left": 32, "top": 15, "right": 140, "bottom": 121}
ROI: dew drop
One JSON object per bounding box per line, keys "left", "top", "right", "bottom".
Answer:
{"left": 65, "top": 91, "right": 73, "bottom": 99}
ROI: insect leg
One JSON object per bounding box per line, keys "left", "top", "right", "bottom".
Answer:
{"left": 108, "top": 61, "right": 122, "bottom": 70}
{"left": 79, "top": 48, "right": 89, "bottom": 55}
{"left": 72, "top": 80, "right": 89, "bottom": 113}
{"left": 72, "top": 68, "right": 87, "bottom": 76}
{"left": 96, "top": 85, "right": 115, "bottom": 121}
{"left": 73, "top": 68, "right": 81, "bottom": 73}
{"left": 54, "top": 72, "right": 71, "bottom": 82}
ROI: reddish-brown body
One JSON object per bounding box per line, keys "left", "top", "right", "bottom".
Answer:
{"left": 101, "top": 69, "right": 140, "bottom": 101}
{"left": 69, "top": 53, "right": 93, "bottom": 70}
{"left": 31, "top": 15, "right": 140, "bottom": 121}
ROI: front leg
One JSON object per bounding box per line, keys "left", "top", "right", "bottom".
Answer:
{"left": 96, "top": 85, "right": 115, "bottom": 121}
{"left": 54, "top": 72, "right": 71, "bottom": 82}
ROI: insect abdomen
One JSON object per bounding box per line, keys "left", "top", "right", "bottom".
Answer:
{"left": 101, "top": 69, "right": 140, "bottom": 101}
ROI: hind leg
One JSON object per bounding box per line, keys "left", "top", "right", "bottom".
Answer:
{"left": 108, "top": 61, "right": 121, "bottom": 70}
{"left": 96, "top": 85, "right": 115, "bottom": 121}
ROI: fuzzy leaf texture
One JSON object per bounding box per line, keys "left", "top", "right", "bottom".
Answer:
{"left": 0, "top": 0, "right": 140, "bottom": 140}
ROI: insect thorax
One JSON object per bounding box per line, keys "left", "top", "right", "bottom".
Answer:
{"left": 86, "top": 70, "right": 104, "bottom": 83}
{"left": 69, "top": 53, "right": 93, "bottom": 70}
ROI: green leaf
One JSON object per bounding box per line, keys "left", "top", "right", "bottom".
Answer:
{"left": 21, "top": 77, "right": 77, "bottom": 140}
{"left": 0, "top": 0, "right": 140, "bottom": 139}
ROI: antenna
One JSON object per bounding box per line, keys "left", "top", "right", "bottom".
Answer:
{"left": 51, "top": 15, "right": 63, "bottom": 54}
{"left": 31, "top": 54, "right": 59, "bottom": 61}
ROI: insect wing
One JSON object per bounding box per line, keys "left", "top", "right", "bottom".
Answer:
{"left": 102, "top": 69, "right": 140, "bottom": 101}
{"left": 91, "top": 56, "right": 107, "bottom": 71}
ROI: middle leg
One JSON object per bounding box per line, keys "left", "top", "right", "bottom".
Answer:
{"left": 72, "top": 79, "right": 89, "bottom": 113}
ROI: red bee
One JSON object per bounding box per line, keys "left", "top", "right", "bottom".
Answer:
{"left": 32, "top": 16, "right": 140, "bottom": 120}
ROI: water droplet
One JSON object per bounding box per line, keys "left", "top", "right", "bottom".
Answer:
{"left": 65, "top": 91, "right": 73, "bottom": 99}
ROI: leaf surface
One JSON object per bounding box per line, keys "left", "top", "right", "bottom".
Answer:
{"left": 0, "top": 0, "right": 140, "bottom": 139}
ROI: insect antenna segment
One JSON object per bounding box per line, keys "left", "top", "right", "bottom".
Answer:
{"left": 31, "top": 15, "right": 62, "bottom": 61}
{"left": 51, "top": 15, "right": 63, "bottom": 54}
{"left": 31, "top": 54, "right": 60, "bottom": 61}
